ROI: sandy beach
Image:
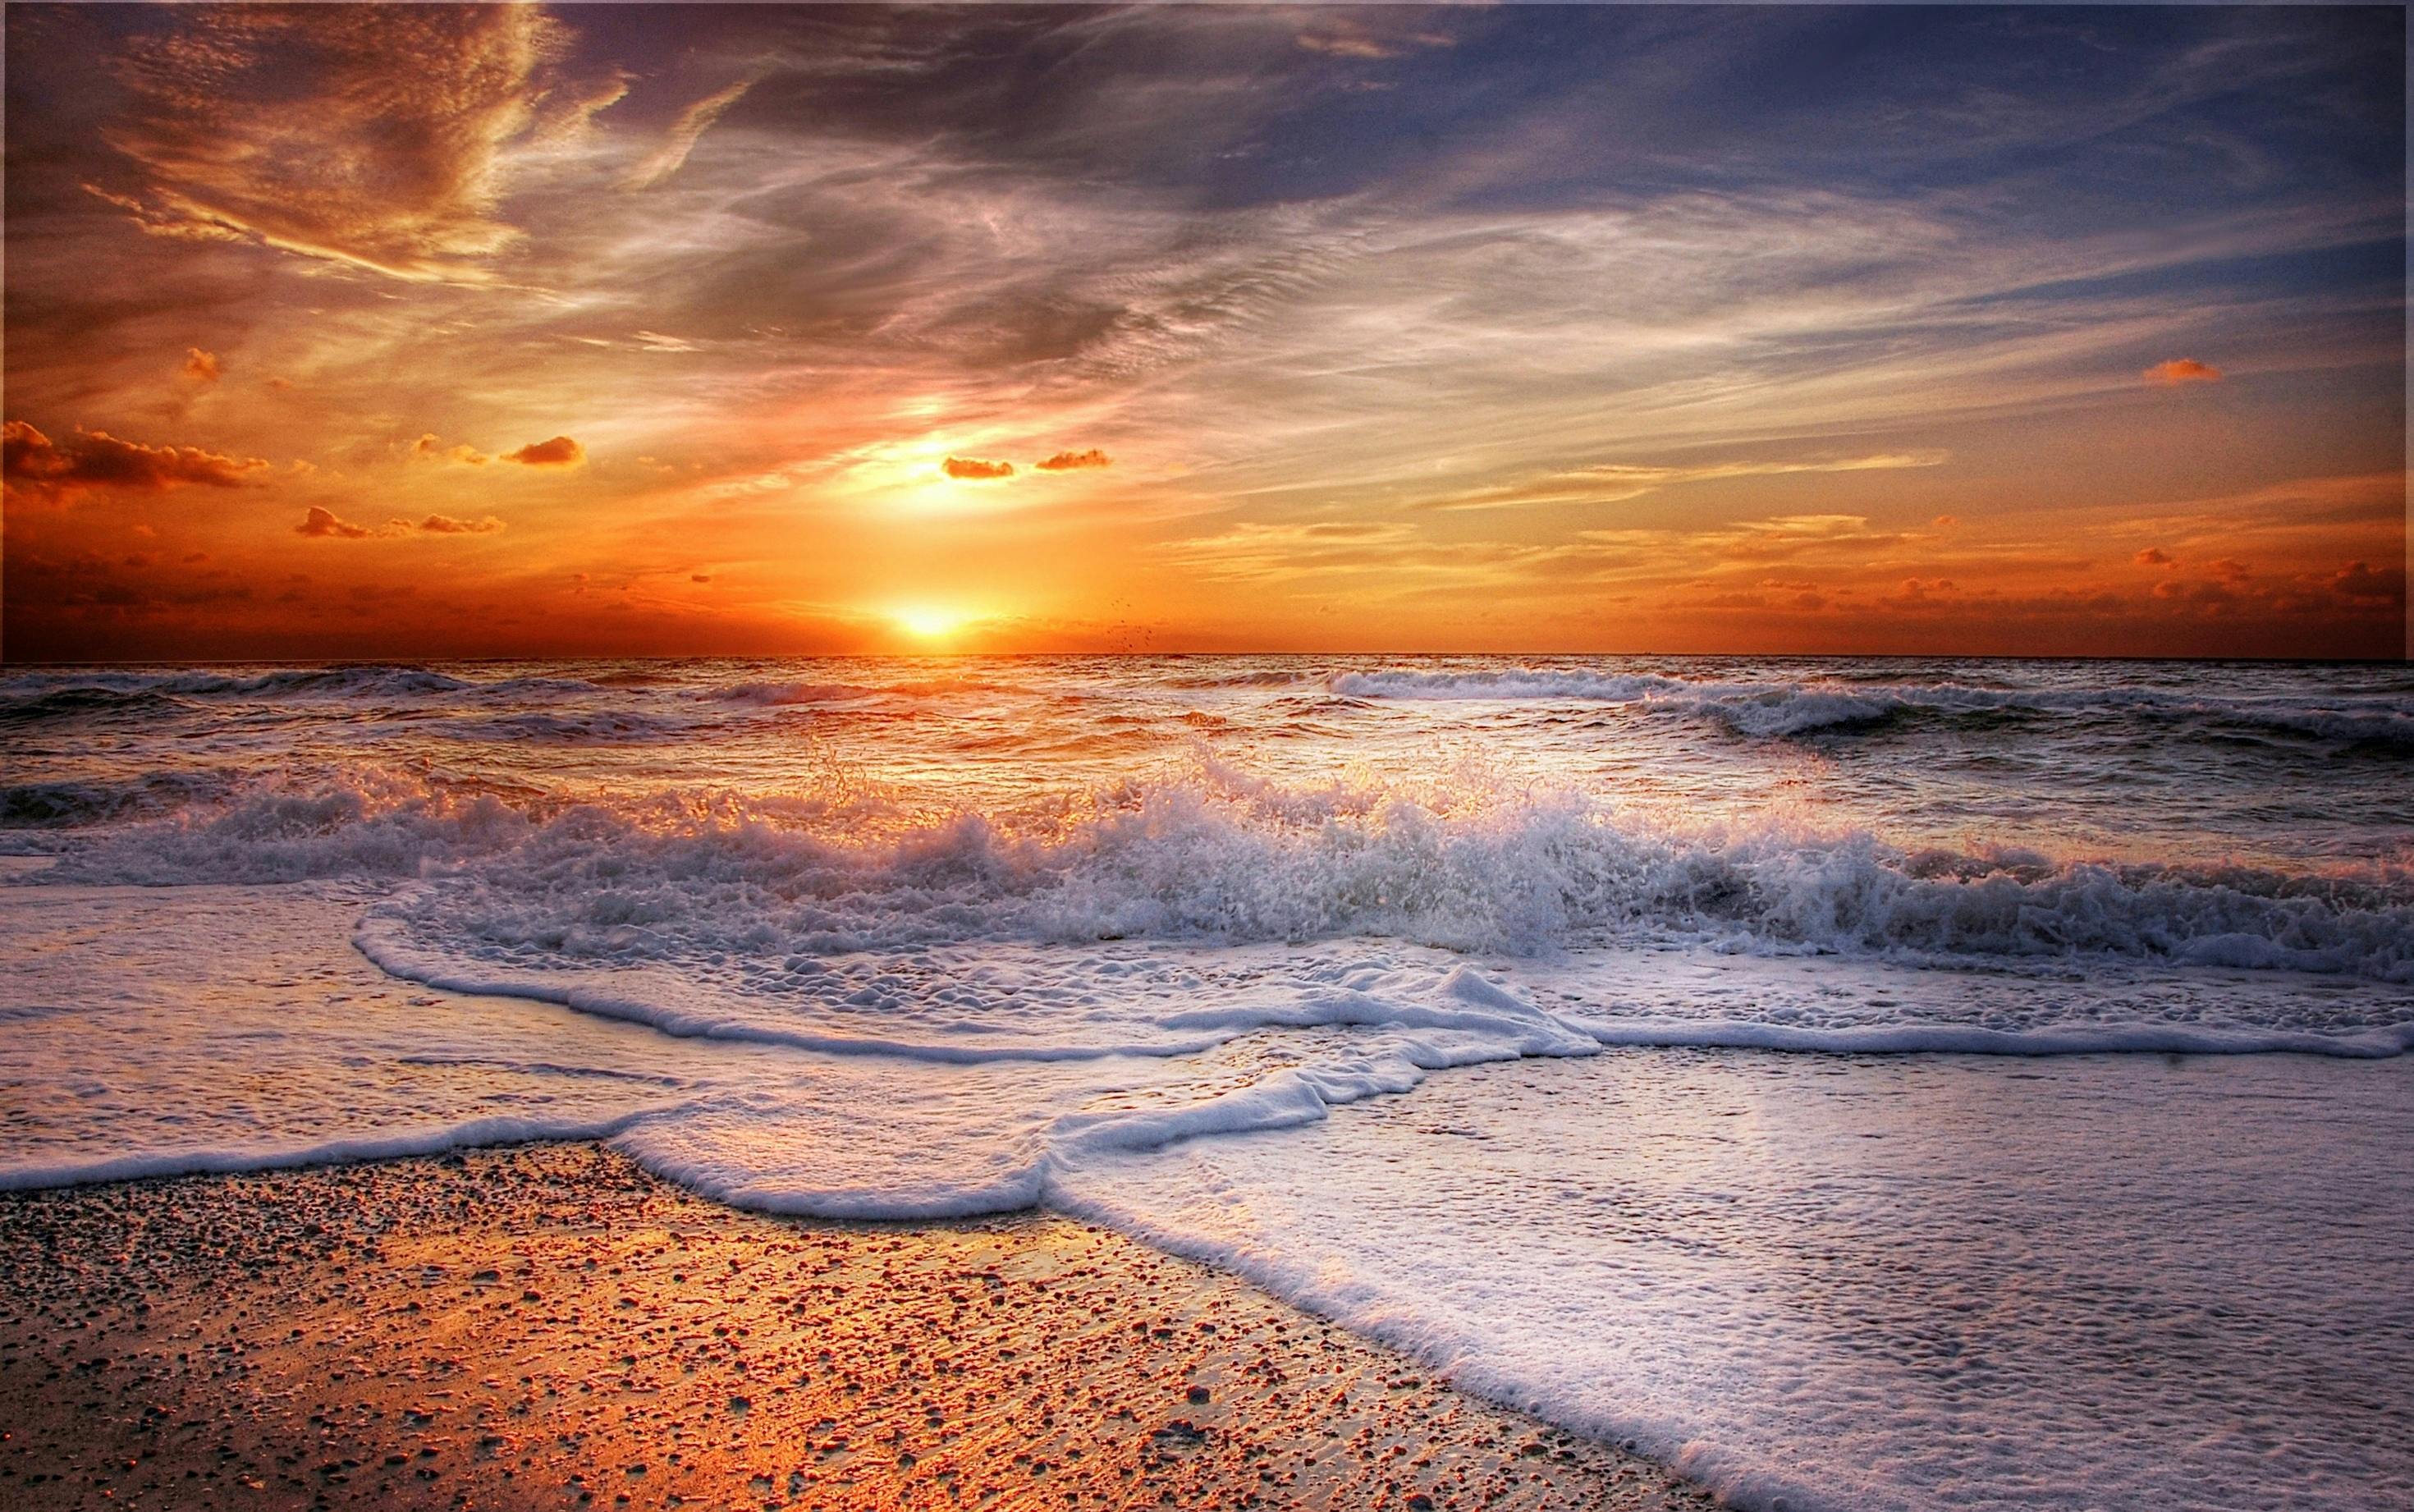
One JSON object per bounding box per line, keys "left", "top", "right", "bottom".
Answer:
{"left": 0, "top": 1143, "right": 1711, "bottom": 1511}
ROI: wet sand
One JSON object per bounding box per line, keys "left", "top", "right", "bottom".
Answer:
{"left": 0, "top": 1143, "right": 1711, "bottom": 1510}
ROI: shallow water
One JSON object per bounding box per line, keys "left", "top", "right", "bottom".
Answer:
{"left": 2, "top": 655, "right": 2409, "bottom": 1509}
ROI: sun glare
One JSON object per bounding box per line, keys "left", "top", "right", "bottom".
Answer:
{"left": 891, "top": 604, "right": 969, "bottom": 640}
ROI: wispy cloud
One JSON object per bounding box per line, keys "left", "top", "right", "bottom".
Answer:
{"left": 623, "top": 78, "right": 757, "bottom": 190}
{"left": 5, "top": 4, "right": 2399, "bottom": 657}
{"left": 91, "top": 5, "right": 566, "bottom": 281}
{"left": 1422, "top": 453, "right": 1950, "bottom": 513}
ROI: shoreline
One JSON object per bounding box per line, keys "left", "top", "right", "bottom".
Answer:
{"left": 0, "top": 1141, "right": 1713, "bottom": 1511}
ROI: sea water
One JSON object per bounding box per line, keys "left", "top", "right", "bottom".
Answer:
{"left": 2, "top": 655, "right": 2408, "bottom": 1509}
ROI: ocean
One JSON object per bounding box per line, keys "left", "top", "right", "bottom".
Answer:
{"left": 3, "top": 654, "right": 2410, "bottom": 1510}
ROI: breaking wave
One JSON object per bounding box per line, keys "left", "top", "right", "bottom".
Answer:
{"left": 26, "top": 763, "right": 2414, "bottom": 983}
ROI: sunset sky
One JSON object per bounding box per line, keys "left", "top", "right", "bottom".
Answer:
{"left": 4, "top": 2, "right": 2404, "bottom": 661}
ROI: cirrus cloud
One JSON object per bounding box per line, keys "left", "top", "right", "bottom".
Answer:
{"left": 623, "top": 78, "right": 756, "bottom": 191}
{"left": 94, "top": 5, "right": 566, "bottom": 282}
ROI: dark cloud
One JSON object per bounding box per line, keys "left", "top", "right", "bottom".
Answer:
{"left": 943, "top": 456, "right": 1015, "bottom": 479}
{"left": 2133, "top": 547, "right": 2174, "bottom": 566}
{"left": 504, "top": 435, "right": 584, "bottom": 467}
{"left": 2327, "top": 561, "right": 2404, "bottom": 603}
{"left": 295, "top": 506, "right": 371, "bottom": 539}
{"left": 1035, "top": 448, "right": 1112, "bottom": 472}
{"left": 2, "top": 419, "right": 267, "bottom": 496}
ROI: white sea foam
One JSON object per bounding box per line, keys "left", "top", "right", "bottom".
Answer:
{"left": 1051, "top": 1049, "right": 2414, "bottom": 1512}
{"left": 0, "top": 882, "right": 1601, "bottom": 1216}
{"left": 34, "top": 766, "right": 2414, "bottom": 989}
{"left": 19, "top": 875, "right": 2397, "bottom": 1510}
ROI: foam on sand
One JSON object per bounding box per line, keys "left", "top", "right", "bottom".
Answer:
{"left": 1052, "top": 1048, "right": 2414, "bottom": 1512}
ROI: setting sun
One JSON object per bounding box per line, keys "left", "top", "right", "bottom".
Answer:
{"left": 890, "top": 604, "right": 971, "bottom": 641}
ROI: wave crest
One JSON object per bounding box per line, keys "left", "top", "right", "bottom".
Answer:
{"left": 1331, "top": 667, "right": 2414, "bottom": 746}
{"left": 28, "top": 763, "right": 2414, "bottom": 982}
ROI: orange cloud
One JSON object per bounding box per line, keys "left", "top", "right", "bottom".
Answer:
{"left": 3, "top": 420, "right": 267, "bottom": 497}
{"left": 504, "top": 435, "right": 584, "bottom": 467}
{"left": 2134, "top": 547, "right": 2174, "bottom": 566}
{"left": 96, "top": 6, "right": 566, "bottom": 281}
{"left": 1297, "top": 31, "right": 1396, "bottom": 60}
{"left": 1035, "top": 448, "right": 1112, "bottom": 472}
{"left": 404, "top": 514, "right": 506, "bottom": 535}
{"left": 182, "top": 347, "right": 221, "bottom": 383}
{"left": 943, "top": 456, "right": 1015, "bottom": 480}
{"left": 2144, "top": 358, "right": 2223, "bottom": 385}
{"left": 415, "top": 433, "right": 490, "bottom": 465}
{"left": 295, "top": 506, "right": 371, "bottom": 538}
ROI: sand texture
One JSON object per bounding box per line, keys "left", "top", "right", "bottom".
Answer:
{"left": 0, "top": 1143, "right": 1711, "bottom": 1510}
